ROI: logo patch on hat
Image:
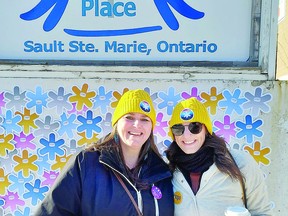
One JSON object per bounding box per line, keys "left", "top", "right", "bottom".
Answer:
{"left": 139, "top": 101, "right": 151, "bottom": 113}
{"left": 180, "top": 108, "right": 194, "bottom": 120}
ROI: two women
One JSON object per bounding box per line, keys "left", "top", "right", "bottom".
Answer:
{"left": 35, "top": 89, "right": 174, "bottom": 216}
{"left": 35, "top": 89, "right": 272, "bottom": 216}
{"left": 166, "top": 97, "right": 272, "bottom": 215}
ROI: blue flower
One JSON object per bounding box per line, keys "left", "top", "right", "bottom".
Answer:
{"left": 39, "top": 133, "right": 65, "bottom": 160}
{"left": 57, "top": 113, "right": 77, "bottom": 138}
{"left": 1, "top": 110, "right": 22, "bottom": 133}
{"left": 34, "top": 152, "right": 51, "bottom": 175}
{"left": 77, "top": 110, "right": 102, "bottom": 138}
{"left": 23, "top": 179, "right": 49, "bottom": 206}
{"left": 93, "top": 86, "right": 112, "bottom": 114}
{"left": 236, "top": 115, "right": 263, "bottom": 143}
{"left": 158, "top": 87, "right": 182, "bottom": 115}
{"left": 34, "top": 116, "right": 60, "bottom": 138}
{"left": 4, "top": 86, "right": 27, "bottom": 111}
{"left": 243, "top": 87, "right": 272, "bottom": 117}
{"left": 47, "top": 87, "right": 72, "bottom": 114}
{"left": 9, "top": 171, "right": 33, "bottom": 196}
{"left": 218, "top": 89, "right": 247, "bottom": 115}
{"left": 100, "top": 113, "right": 113, "bottom": 137}
{"left": 26, "top": 86, "right": 48, "bottom": 114}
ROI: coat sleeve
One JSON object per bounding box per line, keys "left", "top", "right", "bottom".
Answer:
{"left": 34, "top": 151, "right": 85, "bottom": 216}
{"left": 233, "top": 150, "right": 273, "bottom": 216}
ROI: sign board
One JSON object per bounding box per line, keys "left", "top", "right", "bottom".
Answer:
{"left": 0, "top": 0, "right": 252, "bottom": 61}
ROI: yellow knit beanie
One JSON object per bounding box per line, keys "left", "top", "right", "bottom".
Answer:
{"left": 169, "top": 97, "right": 213, "bottom": 135}
{"left": 112, "top": 89, "right": 156, "bottom": 128}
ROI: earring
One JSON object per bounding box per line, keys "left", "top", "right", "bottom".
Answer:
{"left": 114, "top": 133, "right": 119, "bottom": 144}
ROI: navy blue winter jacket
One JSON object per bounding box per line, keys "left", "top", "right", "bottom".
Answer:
{"left": 34, "top": 148, "right": 174, "bottom": 216}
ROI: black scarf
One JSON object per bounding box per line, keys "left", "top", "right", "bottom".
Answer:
{"left": 171, "top": 143, "right": 214, "bottom": 173}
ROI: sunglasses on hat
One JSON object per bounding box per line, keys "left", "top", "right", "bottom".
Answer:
{"left": 171, "top": 122, "right": 203, "bottom": 136}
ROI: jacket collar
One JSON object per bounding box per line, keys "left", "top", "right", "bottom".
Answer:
{"left": 99, "top": 147, "right": 172, "bottom": 185}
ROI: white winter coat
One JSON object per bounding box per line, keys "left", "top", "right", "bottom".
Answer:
{"left": 172, "top": 149, "right": 273, "bottom": 216}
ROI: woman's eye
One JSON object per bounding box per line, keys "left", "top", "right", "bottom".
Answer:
{"left": 141, "top": 118, "right": 150, "bottom": 122}
{"left": 125, "top": 116, "right": 134, "bottom": 120}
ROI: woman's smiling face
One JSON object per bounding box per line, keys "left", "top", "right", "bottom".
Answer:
{"left": 174, "top": 123, "right": 207, "bottom": 154}
{"left": 117, "top": 112, "right": 152, "bottom": 152}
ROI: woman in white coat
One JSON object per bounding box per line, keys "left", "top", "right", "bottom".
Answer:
{"left": 166, "top": 97, "right": 273, "bottom": 216}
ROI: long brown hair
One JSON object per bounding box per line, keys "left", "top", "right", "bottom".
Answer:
{"left": 167, "top": 133, "right": 243, "bottom": 182}
{"left": 86, "top": 124, "right": 161, "bottom": 189}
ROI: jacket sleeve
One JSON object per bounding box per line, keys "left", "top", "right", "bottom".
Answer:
{"left": 234, "top": 150, "right": 273, "bottom": 216}
{"left": 34, "top": 151, "right": 85, "bottom": 216}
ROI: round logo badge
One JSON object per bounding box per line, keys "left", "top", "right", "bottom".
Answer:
{"left": 151, "top": 185, "right": 162, "bottom": 199}
{"left": 174, "top": 191, "right": 182, "bottom": 204}
{"left": 139, "top": 100, "right": 151, "bottom": 113}
{"left": 180, "top": 108, "right": 193, "bottom": 121}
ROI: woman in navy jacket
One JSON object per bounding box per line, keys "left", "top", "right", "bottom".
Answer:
{"left": 35, "top": 89, "right": 174, "bottom": 216}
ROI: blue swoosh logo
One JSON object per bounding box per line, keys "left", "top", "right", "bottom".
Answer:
{"left": 20, "top": 0, "right": 204, "bottom": 37}
{"left": 64, "top": 26, "right": 162, "bottom": 37}
{"left": 154, "top": 0, "right": 204, "bottom": 30}
{"left": 20, "top": 0, "right": 69, "bottom": 32}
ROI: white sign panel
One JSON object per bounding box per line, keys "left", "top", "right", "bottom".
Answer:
{"left": 0, "top": 0, "right": 252, "bottom": 61}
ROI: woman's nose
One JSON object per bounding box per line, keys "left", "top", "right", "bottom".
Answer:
{"left": 133, "top": 119, "right": 140, "bottom": 126}
{"left": 183, "top": 125, "right": 192, "bottom": 136}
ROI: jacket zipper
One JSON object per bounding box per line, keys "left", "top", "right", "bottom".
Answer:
{"left": 100, "top": 160, "right": 143, "bottom": 214}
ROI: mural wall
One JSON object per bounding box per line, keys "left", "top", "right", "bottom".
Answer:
{"left": 0, "top": 78, "right": 286, "bottom": 215}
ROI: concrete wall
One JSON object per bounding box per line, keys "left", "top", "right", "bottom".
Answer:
{"left": 0, "top": 73, "right": 287, "bottom": 215}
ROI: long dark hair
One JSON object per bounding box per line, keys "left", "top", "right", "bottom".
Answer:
{"left": 86, "top": 124, "right": 161, "bottom": 189}
{"left": 166, "top": 133, "right": 243, "bottom": 181}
